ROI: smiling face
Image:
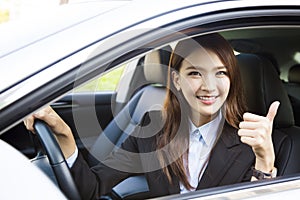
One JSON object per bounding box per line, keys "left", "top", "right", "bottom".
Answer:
{"left": 172, "top": 47, "right": 230, "bottom": 126}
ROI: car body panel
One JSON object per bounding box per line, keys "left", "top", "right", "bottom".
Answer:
{"left": 0, "top": 140, "right": 66, "bottom": 199}
{"left": 155, "top": 176, "right": 300, "bottom": 200}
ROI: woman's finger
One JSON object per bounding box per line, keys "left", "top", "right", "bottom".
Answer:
{"left": 239, "top": 121, "right": 268, "bottom": 130}
{"left": 266, "top": 101, "right": 280, "bottom": 122}
{"left": 23, "top": 115, "right": 35, "bottom": 132}
{"left": 243, "top": 112, "right": 266, "bottom": 122}
{"left": 240, "top": 136, "right": 260, "bottom": 147}
{"left": 238, "top": 129, "right": 257, "bottom": 137}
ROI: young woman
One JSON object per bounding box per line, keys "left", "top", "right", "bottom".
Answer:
{"left": 24, "top": 33, "right": 279, "bottom": 199}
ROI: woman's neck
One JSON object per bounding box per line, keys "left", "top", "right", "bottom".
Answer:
{"left": 190, "top": 111, "right": 219, "bottom": 127}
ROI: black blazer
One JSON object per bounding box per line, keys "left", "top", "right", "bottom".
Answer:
{"left": 70, "top": 111, "right": 289, "bottom": 200}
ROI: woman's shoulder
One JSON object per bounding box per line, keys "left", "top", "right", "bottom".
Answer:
{"left": 121, "top": 111, "right": 163, "bottom": 152}
{"left": 139, "top": 110, "right": 164, "bottom": 127}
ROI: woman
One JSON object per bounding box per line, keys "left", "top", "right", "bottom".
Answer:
{"left": 24, "top": 33, "right": 279, "bottom": 199}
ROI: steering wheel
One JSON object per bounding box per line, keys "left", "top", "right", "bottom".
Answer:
{"left": 34, "top": 119, "right": 81, "bottom": 200}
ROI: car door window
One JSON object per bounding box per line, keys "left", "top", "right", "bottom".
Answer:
{"left": 73, "top": 65, "right": 125, "bottom": 92}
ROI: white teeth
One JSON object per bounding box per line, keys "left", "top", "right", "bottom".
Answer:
{"left": 197, "top": 96, "right": 216, "bottom": 100}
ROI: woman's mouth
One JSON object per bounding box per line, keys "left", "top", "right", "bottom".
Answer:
{"left": 196, "top": 95, "right": 218, "bottom": 105}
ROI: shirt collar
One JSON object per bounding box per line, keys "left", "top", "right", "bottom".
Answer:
{"left": 189, "top": 111, "right": 222, "bottom": 145}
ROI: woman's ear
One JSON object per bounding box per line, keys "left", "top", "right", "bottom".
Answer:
{"left": 172, "top": 71, "right": 181, "bottom": 91}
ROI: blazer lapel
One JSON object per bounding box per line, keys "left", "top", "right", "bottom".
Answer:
{"left": 197, "top": 123, "right": 243, "bottom": 189}
{"left": 160, "top": 122, "right": 251, "bottom": 194}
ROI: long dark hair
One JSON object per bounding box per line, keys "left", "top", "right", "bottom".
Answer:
{"left": 156, "top": 33, "right": 247, "bottom": 190}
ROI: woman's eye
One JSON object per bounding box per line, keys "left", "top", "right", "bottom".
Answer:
{"left": 188, "top": 71, "right": 201, "bottom": 76}
{"left": 216, "top": 71, "right": 227, "bottom": 76}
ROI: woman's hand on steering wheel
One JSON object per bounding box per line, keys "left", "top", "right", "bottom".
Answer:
{"left": 24, "top": 106, "right": 76, "bottom": 159}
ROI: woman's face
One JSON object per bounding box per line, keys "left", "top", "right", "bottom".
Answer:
{"left": 172, "top": 47, "right": 230, "bottom": 125}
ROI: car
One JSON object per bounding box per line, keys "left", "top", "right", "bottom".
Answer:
{"left": 1, "top": 0, "right": 300, "bottom": 199}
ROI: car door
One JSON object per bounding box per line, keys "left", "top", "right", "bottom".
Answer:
{"left": 53, "top": 65, "right": 125, "bottom": 154}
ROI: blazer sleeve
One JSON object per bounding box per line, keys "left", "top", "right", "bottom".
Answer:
{"left": 70, "top": 114, "right": 150, "bottom": 200}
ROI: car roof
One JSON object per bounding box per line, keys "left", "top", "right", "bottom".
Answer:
{"left": 0, "top": 1, "right": 130, "bottom": 58}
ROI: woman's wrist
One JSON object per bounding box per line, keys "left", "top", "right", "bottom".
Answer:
{"left": 254, "top": 145, "right": 275, "bottom": 171}
{"left": 253, "top": 155, "right": 276, "bottom": 180}
{"left": 254, "top": 163, "right": 274, "bottom": 173}
{"left": 55, "top": 126, "right": 77, "bottom": 159}
{"left": 252, "top": 167, "right": 277, "bottom": 180}
{"left": 254, "top": 153, "right": 275, "bottom": 173}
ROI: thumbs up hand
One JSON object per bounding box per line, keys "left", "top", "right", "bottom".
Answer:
{"left": 238, "top": 101, "right": 280, "bottom": 173}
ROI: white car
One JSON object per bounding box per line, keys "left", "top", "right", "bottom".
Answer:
{"left": 1, "top": 0, "right": 300, "bottom": 199}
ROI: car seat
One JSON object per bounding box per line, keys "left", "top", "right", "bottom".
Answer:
{"left": 89, "top": 45, "right": 171, "bottom": 199}
{"left": 88, "top": 46, "right": 171, "bottom": 166}
{"left": 284, "top": 64, "right": 300, "bottom": 126}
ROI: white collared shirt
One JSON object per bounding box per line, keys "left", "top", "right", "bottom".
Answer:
{"left": 180, "top": 111, "right": 223, "bottom": 194}
{"left": 66, "top": 145, "right": 78, "bottom": 168}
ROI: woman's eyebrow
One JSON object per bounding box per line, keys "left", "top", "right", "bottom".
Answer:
{"left": 216, "top": 66, "right": 227, "bottom": 70}
{"left": 185, "top": 66, "right": 198, "bottom": 70}
{"left": 185, "top": 66, "right": 226, "bottom": 70}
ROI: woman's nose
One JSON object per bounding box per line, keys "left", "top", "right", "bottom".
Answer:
{"left": 200, "top": 76, "right": 216, "bottom": 91}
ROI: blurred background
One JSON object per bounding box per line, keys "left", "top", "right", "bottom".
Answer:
{"left": 0, "top": 0, "right": 123, "bottom": 91}
{"left": 0, "top": 0, "right": 75, "bottom": 24}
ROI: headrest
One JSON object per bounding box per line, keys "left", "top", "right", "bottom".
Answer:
{"left": 288, "top": 64, "right": 300, "bottom": 83}
{"left": 237, "top": 53, "right": 294, "bottom": 128}
{"left": 143, "top": 45, "right": 172, "bottom": 86}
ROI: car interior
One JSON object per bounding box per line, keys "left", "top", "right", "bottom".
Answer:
{"left": 2, "top": 26, "right": 300, "bottom": 199}
{"left": 285, "top": 63, "right": 300, "bottom": 126}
